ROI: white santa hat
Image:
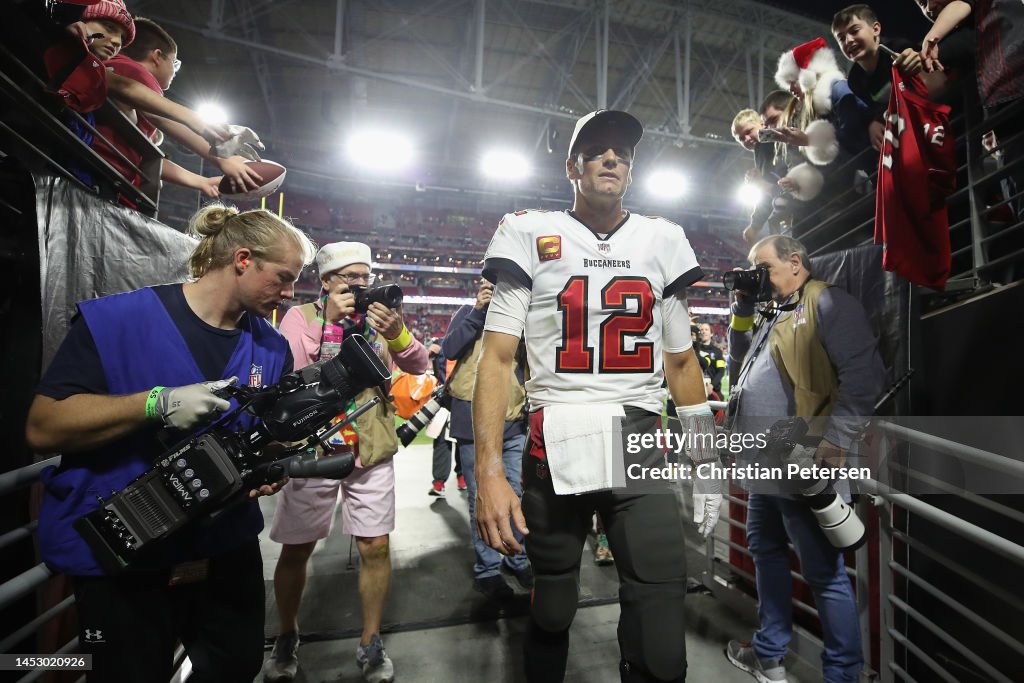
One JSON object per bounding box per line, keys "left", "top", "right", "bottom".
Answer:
{"left": 775, "top": 37, "right": 846, "bottom": 118}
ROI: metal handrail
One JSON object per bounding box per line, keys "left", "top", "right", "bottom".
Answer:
{"left": 0, "top": 456, "right": 60, "bottom": 497}
{"left": 0, "top": 564, "right": 55, "bottom": 612}
{"left": 888, "top": 595, "right": 1012, "bottom": 683}
{"left": 875, "top": 420, "right": 1024, "bottom": 479}
{"left": 864, "top": 481, "right": 1024, "bottom": 566}
{"left": 888, "top": 629, "right": 958, "bottom": 683}
{"left": 888, "top": 561, "right": 1024, "bottom": 658}
{"left": 891, "top": 531, "right": 1024, "bottom": 614}
{"left": 0, "top": 595, "right": 75, "bottom": 654}
{"left": 0, "top": 521, "right": 38, "bottom": 552}
{"left": 881, "top": 458, "right": 1024, "bottom": 525}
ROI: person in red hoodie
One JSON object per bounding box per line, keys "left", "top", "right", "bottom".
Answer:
{"left": 98, "top": 17, "right": 264, "bottom": 196}
{"left": 45, "top": 1, "right": 228, "bottom": 148}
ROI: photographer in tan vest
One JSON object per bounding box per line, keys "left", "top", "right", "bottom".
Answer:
{"left": 441, "top": 278, "right": 532, "bottom": 600}
{"left": 724, "top": 234, "right": 884, "bottom": 683}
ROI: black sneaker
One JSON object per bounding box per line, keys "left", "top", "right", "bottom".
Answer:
{"left": 473, "top": 574, "right": 514, "bottom": 600}
{"left": 263, "top": 630, "right": 300, "bottom": 682}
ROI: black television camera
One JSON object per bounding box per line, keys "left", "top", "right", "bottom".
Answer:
{"left": 396, "top": 385, "right": 451, "bottom": 447}
{"left": 762, "top": 417, "right": 866, "bottom": 550}
{"left": 722, "top": 264, "right": 772, "bottom": 302}
{"left": 74, "top": 334, "right": 390, "bottom": 574}
{"left": 349, "top": 283, "right": 403, "bottom": 313}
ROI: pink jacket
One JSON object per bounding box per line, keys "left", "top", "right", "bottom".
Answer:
{"left": 279, "top": 301, "right": 429, "bottom": 376}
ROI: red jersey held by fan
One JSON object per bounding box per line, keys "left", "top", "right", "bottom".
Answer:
{"left": 874, "top": 66, "right": 957, "bottom": 290}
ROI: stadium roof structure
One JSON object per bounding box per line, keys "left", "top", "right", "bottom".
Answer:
{"left": 138, "top": 0, "right": 828, "bottom": 217}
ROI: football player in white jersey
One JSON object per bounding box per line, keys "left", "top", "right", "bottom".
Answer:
{"left": 472, "top": 110, "right": 722, "bottom": 683}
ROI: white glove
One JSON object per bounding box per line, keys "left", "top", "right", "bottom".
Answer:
{"left": 212, "top": 125, "right": 264, "bottom": 161}
{"left": 154, "top": 377, "right": 236, "bottom": 430}
{"left": 692, "top": 474, "right": 723, "bottom": 538}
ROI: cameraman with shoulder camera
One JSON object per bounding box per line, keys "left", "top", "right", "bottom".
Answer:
{"left": 441, "top": 277, "right": 532, "bottom": 601}
{"left": 25, "top": 204, "right": 316, "bottom": 683}
{"left": 723, "top": 235, "right": 884, "bottom": 683}
{"left": 264, "top": 241, "right": 426, "bottom": 683}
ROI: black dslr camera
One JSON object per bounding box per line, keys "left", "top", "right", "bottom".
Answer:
{"left": 722, "top": 264, "right": 772, "bottom": 302}
{"left": 74, "top": 335, "right": 390, "bottom": 573}
{"left": 396, "top": 385, "right": 451, "bottom": 447}
{"left": 349, "top": 283, "right": 403, "bottom": 313}
{"left": 762, "top": 417, "right": 865, "bottom": 550}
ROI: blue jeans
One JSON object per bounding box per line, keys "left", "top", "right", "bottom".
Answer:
{"left": 746, "top": 493, "right": 862, "bottom": 683}
{"left": 458, "top": 434, "right": 529, "bottom": 579}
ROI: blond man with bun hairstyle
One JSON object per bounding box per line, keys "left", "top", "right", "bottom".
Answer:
{"left": 26, "top": 203, "right": 315, "bottom": 682}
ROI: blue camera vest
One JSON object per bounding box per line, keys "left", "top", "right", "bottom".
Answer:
{"left": 37, "top": 287, "right": 288, "bottom": 575}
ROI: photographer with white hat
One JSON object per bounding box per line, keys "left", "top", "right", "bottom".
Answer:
{"left": 263, "top": 242, "right": 427, "bottom": 683}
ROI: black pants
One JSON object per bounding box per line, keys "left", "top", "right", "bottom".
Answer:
{"left": 431, "top": 434, "right": 461, "bottom": 483}
{"left": 74, "top": 540, "right": 265, "bottom": 683}
{"left": 521, "top": 408, "right": 688, "bottom": 683}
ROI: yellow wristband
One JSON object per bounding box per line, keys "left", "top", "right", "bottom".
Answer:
{"left": 386, "top": 326, "right": 413, "bottom": 352}
{"left": 731, "top": 314, "right": 754, "bottom": 332}
{"left": 145, "top": 386, "right": 165, "bottom": 420}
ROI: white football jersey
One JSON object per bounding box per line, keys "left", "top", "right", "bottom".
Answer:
{"left": 482, "top": 209, "right": 703, "bottom": 412}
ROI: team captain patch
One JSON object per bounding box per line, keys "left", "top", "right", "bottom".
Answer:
{"left": 537, "top": 235, "right": 562, "bottom": 261}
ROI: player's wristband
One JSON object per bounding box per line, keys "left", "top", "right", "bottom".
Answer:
{"left": 675, "top": 402, "right": 713, "bottom": 420}
{"left": 145, "top": 386, "right": 165, "bottom": 420}
{"left": 385, "top": 325, "right": 413, "bottom": 352}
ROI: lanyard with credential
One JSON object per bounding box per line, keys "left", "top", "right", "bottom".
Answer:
{"left": 732, "top": 293, "right": 797, "bottom": 392}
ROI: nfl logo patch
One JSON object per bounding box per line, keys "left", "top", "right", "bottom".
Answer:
{"left": 793, "top": 303, "right": 807, "bottom": 327}
{"left": 537, "top": 235, "right": 561, "bottom": 261}
{"left": 249, "top": 363, "right": 263, "bottom": 387}
{"left": 598, "top": 242, "right": 611, "bottom": 254}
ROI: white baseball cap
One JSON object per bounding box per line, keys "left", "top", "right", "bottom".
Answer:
{"left": 316, "top": 241, "right": 372, "bottom": 278}
{"left": 567, "top": 110, "right": 644, "bottom": 158}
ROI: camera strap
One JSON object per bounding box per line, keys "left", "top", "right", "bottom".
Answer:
{"left": 733, "top": 294, "right": 797, "bottom": 393}
{"left": 733, "top": 278, "right": 814, "bottom": 404}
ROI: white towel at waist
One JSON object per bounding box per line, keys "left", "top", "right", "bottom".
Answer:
{"left": 541, "top": 404, "right": 626, "bottom": 495}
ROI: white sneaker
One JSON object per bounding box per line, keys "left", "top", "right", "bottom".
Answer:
{"left": 726, "top": 640, "right": 786, "bottom": 683}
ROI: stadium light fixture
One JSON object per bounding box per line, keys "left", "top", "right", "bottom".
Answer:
{"left": 736, "top": 182, "right": 763, "bottom": 207}
{"left": 481, "top": 150, "right": 532, "bottom": 179}
{"left": 646, "top": 170, "right": 687, "bottom": 200}
{"left": 196, "top": 102, "right": 228, "bottom": 125}
{"left": 347, "top": 130, "right": 415, "bottom": 170}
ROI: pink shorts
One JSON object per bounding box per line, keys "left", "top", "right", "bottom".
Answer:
{"left": 268, "top": 456, "right": 396, "bottom": 544}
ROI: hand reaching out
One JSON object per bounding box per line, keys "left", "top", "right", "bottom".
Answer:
{"left": 921, "top": 36, "right": 943, "bottom": 73}
{"left": 216, "top": 155, "right": 264, "bottom": 193}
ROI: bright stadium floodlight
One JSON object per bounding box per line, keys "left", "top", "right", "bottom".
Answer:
{"left": 347, "top": 130, "right": 415, "bottom": 170}
{"left": 481, "top": 149, "right": 532, "bottom": 179}
{"left": 646, "top": 170, "right": 687, "bottom": 199}
{"left": 736, "top": 182, "right": 763, "bottom": 207}
{"left": 196, "top": 102, "right": 228, "bottom": 125}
